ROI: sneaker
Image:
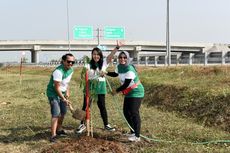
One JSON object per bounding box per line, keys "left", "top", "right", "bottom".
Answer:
{"left": 104, "top": 124, "right": 115, "bottom": 132}
{"left": 124, "top": 133, "right": 135, "bottom": 137}
{"left": 56, "top": 130, "right": 67, "bottom": 136}
{"left": 76, "top": 124, "right": 86, "bottom": 134}
{"left": 50, "top": 135, "right": 57, "bottom": 143}
{"left": 128, "top": 135, "right": 140, "bottom": 142}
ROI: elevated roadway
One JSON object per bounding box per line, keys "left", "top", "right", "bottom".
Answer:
{"left": 0, "top": 40, "right": 229, "bottom": 64}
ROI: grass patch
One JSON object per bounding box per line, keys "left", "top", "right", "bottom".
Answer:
{"left": 142, "top": 66, "right": 230, "bottom": 132}
{"left": 0, "top": 66, "right": 229, "bottom": 153}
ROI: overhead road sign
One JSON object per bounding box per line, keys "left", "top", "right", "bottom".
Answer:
{"left": 73, "top": 26, "right": 93, "bottom": 39}
{"left": 104, "top": 26, "right": 125, "bottom": 39}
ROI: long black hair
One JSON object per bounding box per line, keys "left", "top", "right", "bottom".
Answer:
{"left": 90, "top": 47, "right": 103, "bottom": 70}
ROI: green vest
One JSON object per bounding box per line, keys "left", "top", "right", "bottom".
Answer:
{"left": 117, "top": 64, "right": 144, "bottom": 98}
{"left": 89, "top": 63, "right": 107, "bottom": 94}
{"left": 46, "top": 65, "right": 73, "bottom": 98}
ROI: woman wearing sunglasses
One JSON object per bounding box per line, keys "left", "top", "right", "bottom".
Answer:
{"left": 76, "top": 41, "right": 123, "bottom": 134}
{"left": 107, "top": 51, "right": 144, "bottom": 142}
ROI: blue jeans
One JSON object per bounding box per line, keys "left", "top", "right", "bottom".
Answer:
{"left": 48, "top": 97, "right": 67, "bottom": 117}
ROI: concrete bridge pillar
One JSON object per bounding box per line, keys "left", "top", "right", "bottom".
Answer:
{"left": 176, "top": 54, "right": 180, "bottom": 66}
{"left": 31, "top": 45, "right": 41, "bottom": 63}
{"left": 137, "top": 54, "right": 140, "bottom": 65}
{"left": 154, "top": 56, "right": 158, "bottom": 67}
{"left": 164, "top": 55, "right": 167, "bottom": 66}
{"left": 189, "top": 53, "right": 194, "bottom": 65}
{"left": 127, "top": 51, "right": 134, "bottom": 58}
{"left": 134, "top": 46, "right": 141, "bottom": 66}
{"left": 145, "top": 56, "right": 149, "bottom": 66}
{"left": 221, "top": 51, "right": 226, "bottom": 65}
{"left": 204, "top": 52, "right": 208, "bottom": 66}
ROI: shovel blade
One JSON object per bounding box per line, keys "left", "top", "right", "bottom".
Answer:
{"left": 72, "top": 108, "right": 86, "bottom": 121}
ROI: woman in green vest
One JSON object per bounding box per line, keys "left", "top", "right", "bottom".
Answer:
{"left": 107, "top": 51, "right": 144, "bottom": 142}
{"left": 76, "top": 42, "right": 123, "bottom": 134}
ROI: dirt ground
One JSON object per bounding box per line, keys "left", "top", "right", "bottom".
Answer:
{"left": 41, "top": 129, "right": 154, "bottom": 153}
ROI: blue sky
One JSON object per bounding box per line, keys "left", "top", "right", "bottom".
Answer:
{"left": 0, "top": 0, "right": 230, "bottom": 62}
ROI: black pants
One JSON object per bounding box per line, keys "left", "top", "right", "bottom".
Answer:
{"left": 123, "top": 97, "right": 142, "bottom": 137}
{"left": 81, "top": 94, "right": 108, "bottom": 126}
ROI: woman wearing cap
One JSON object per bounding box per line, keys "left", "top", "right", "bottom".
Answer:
{"left": 76, "top": 41, "right": 123, "bottom": 134}
{"left": 107, "top": 51, "right": 144, "bottom": 142}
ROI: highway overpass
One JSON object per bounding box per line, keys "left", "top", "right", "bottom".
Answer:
{"left": 0, "top": 40, "right": 229, "bottom": 65}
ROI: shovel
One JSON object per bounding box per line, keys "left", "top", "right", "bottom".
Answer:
{"left": 68, "top": 103, "right": 86, "bottom": 121}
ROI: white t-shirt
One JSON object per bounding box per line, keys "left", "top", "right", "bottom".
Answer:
{"left": 53, "top": 69, "right": 73, "bottom": 92}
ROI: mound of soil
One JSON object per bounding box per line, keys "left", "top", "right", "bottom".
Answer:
{"left": 43, "top": 136, "right": 127, "bottom": 153}
{"left": 42, "top": 131, "right": 153, "bottom": 153}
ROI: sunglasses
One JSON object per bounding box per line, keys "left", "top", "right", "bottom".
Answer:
{"left": 66, "top": 60, "right": 75, "bottom": 64}
{"left": 119, "top": 56, "right": 127, "bottom": 59}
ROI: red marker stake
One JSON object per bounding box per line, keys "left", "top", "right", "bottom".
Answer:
{"left": 85, "top": 69, "right": 90, "bottom": 136}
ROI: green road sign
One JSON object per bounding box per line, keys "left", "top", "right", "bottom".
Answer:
{"left": 104, "top": 26, "right": 125, "bottom": 39}
{"left": 73, "top": 26, "right": 93, "bottom": 39}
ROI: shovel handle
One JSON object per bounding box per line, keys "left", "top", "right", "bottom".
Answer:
{"left": 68, "top": 103, "right": 74, "bottom": 113}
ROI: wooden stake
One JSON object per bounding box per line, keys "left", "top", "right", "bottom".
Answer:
{"left": 19, "top": 57, "right": 23, "bottom": 84}
{"left": 90, "top": 105, "right": 93, "bottom": 137}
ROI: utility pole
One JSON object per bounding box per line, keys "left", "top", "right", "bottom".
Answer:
{"left": 66, "top": 0, "right": 71, "bottom": 52}
{"left": 97, "top": 28, "right": 100, "bottom": 45}
{"left": 166, "top": 0, "right": 171, "bottom": 66}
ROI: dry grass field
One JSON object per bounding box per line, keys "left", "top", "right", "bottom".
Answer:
{"left": 0, "top": 65, "right": 229, "bottom": 153}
